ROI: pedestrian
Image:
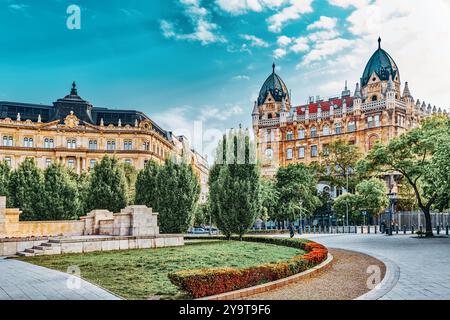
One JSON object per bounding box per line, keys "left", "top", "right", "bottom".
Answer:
{"left": 289, "top": 223, "right": 295, "bottom": 238}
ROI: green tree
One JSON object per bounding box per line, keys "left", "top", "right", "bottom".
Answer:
{"left": 43, "top": 163, "right": 80, "bottom": 220}
{"left": 359, "top": 115, "right": 450, "bottom": 237}
{"left": 332, "top": 193, "right": 360, "bottom": 224}
{"left": 275, "top": 163, "right": 321, "bottom": 224}
{"left": 68, "top": 170, "right": 90, "bottom": 217}
{"left": 9, "top": 158, "right": 45, "bottom": 220}
{"left": 209, "top": 129, "right": 260, "bottom": 238}
{"left": 259, "top": 178, "right": 279, "bottom": 222}
{"left": 313, "top": 191, "right": 334, "bottom": 226}
{"left": 0, "top": 161, "right": 11, "bottom": 205}
{"left": 356, "top": 178, "right": 389, "bottom": 218}
{"left": 322, "top": 139, "right": 362, "bottom": 191}
{"left": 86, "top": 156, "right": 128, "bottom": 213}
{"left": 135, "top": 160, "right": 160, "bottom": 208}
{"left": 156, "top": 158, "right": 200, "bottom": 233}
{"left": 122, "top": 162, "right": 138, "bottom": 205}
{"left": 193, "top": 202, "right": 210, "bottom": 226}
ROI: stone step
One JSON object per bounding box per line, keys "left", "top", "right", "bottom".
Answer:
{"left": 48, "top": 239, "right": 63, "bottom": 244}
{"left": 33, "top": 245, "right": 53, "bottom": 251}
{"left": 16, "top": 251, "right": 35, "bottom": 257}
{"left": 24, "top": 248, "right": 45, "bottom": 255}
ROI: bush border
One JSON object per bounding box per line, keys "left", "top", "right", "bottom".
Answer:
{"left": 169, "top": 236, "right": 329, "bottom": 299}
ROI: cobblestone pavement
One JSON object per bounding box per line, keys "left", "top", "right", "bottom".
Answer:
{"left": 0, "top": 258, "right": 120, "bottom": 300}
{"left": 286, "top": 233, "right": 450, "bottom": 300}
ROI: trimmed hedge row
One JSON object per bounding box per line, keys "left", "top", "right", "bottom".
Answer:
{"left": 169, "top": 236, "right": 328, "bottom": 298}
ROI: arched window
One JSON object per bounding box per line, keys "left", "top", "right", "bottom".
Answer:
{"left": 348, "top": 121, "right": 356, "bottom": 132}
{"left": 310, "top": 126, "right": 317, "bottom": 138}
{"left": 298, "top": 128, "right": 305, "bottom": 139}
{"left": 322, "top": 125, "right": 330, "bottom": 136}
{"left": 268, "top": 113, "right": 273, "bottom": 119}
{"left": 286, "top": 130, "right": 293, "bottom": 141}
{"left": 371, "top": 95, "right": 378, "bottom": 102}
{"left": 265, "top": 148, "right": 273, "bottom": 160}
{"left": 89, "top": 140, "right": 98, "bottom": 150}
{"left": 286, "top": 148, "right": 293, "bottom": 160}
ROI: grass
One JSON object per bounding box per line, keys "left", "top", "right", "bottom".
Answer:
{"left": 17, "top": 241, "right": 304, "bottom": 300}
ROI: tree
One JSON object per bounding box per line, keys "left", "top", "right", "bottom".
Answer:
{"left": 209, "top": 129, "right": 260, "bottom": 238}
{"left": 275, "top": 163, "right": 321, "bottom": 225}
{"left": 313, "top": 191, "right": 334, "bottom": 226}
{"left": 43, "top": 163, "right": 80, "bottom": 220}
{"left": 156, "top": 158, "right": 200, "bottom": 233}
{"left": 9, "top": 158, "right": 45, "bottom": 220}
{"left": 86, "top": 156, "right": 128, "bottom": 213}
{"left": 0, "top": 161, "right": 11, "bottom": 205}
{"left": 259, "top": 178, "right": 279, "bottom": 222}
{"left": 70, "top": 171, "right": 90, "bottom": 217}
{"left": 122, "top": 162, "right": 138, "bottom": 205}
{"left": 135, "top": 160, "right": 160, "bottom": 208}
{"left": 193, "top": 202, "right": 210, "bottom": 226}
{"left": 321, "top": 139, "right": 362, "bottom": 191}
{"left": 333, "top": 193, "right": 360, "bottom": 224}
{"left": 356, "top": 178, "right": 389, "bottom": 218}
{"left": 359, "top": 115, "right": 450, "bottom": 237}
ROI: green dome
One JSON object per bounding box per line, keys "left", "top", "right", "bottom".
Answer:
{"left": 361, "top": 38, "right": 399, "bottom": 87}
{"left": 258, "top": 64, "right": 289, "bottom": 106}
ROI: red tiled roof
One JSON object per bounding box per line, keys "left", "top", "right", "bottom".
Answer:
{"left": 296, "top": 96, "right": 354, "bottom": 115}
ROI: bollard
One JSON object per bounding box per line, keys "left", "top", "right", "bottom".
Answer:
{"left": 403, "top": 226, "right": 406, "bottom": 234}
{"left": 313, "top": 226, "right": 316, "bottom": 234}
{"left": 411, "top": 226, "right": 415, "bottom": 234}
{"left": 375, "top": 226, "right": 377, "bottom": 234}
{"left": 308, "top": 226, "right": 311, "bottom": 234}
{"left": 368, "top": 225, "right": 370, "bottom": 234}
{"left": 396, "top": 226, "right": 399, "bottom": 234}
{"left": 361, "top": 225, "right": 364, "bottom": 234}
{"left": 437, "top": 226, "right": 440, "bottom": 235}
{"left": 446, "top": 226, "right": 449, "bottom": 236}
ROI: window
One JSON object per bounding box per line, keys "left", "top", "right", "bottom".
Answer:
{"left": 44, "top": 138, "right": 54, "bottom": 148}
{"left": 286, "top": 148, "right": 293, "bottom": 160}
{"left": 142, "top": 141, "right": 150, "bottom": 151}
{"left": 335, "top": 123, "right": 342, "bottom": 135}
{"left": 45, "top": 158, "right": 52, "bottom": 167}
{"left": 336, "top": 187, "right": 343, "bottom": 197}
{"left": 89, "top": 140, "right": 98, "bottom": 150}
{"left": 371, "top": 95, "right": 378, "bottom": 101}
{"left": 23, "top": 137, "right": 33, "bottom": 148}
{"left": 67, "top": 139, "right": 77, "bottom": 149}
{"left": 266, "top": 130, "right": 273, "bottom": 143}
{"left": 124, "top": 159, "right": 132, "bottom": 165}
{"left": 310, "top": 127, "right": 317, "bottom": 138}
{"left": 3, "top": 136, "right": 13, "bottom": 147}
{"left": 367, "top": 116, "right": 374, "bottom": 128}
{"left": 265, "top": 148, "right": 273, "bottom": 160}
{"left": 89, "top": 159, "right": 97, "bottom": 169}
{"left": 124, "top": 140, "right": 133, "bottom": 151}
{"left": 322, "top": 125, "right": 330, "bottom": 136}
{"left": 323, "top": 144, "right": 329, "bottom": 156}
{"left": 107, "top": 140, "right": 116, "bottom": 151}
{"left": 347, "top": 121, "right": 356, "bottom": 132}
{"left": 286, "top": 131, "right": 293, "bottom": 141}
{"left": 298, "top": 128, "right": 305, "bottom": 139}
{"left": 4, "top": 157, "right": 11, "bottom": 167}
{"left": 298, "top": 147, "right": 305, "bottom": 159}
{"left": 311, "top": 145, "right": 318, "bottom": 157}
{"left": 67, "top": 159, "right": 75, "bottom": 169}
{"left": 375, "top": 115, "right": 380, "bottom": 127}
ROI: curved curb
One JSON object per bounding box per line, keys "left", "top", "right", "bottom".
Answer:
{"left": 354, "top": 252, "right": 400, "bottom": 300}
{"left": 197, "top": 253, "right": 334, "bottom": 301}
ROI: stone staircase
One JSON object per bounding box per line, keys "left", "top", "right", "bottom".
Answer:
{"left": 16, "top": 239, "right": 62, "bottom": 257}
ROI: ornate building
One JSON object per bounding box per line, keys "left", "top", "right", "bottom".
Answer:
{"left": 0, "top": 82, "right": 209, "bottom": 201}
{"left": 253, "top": 39, "right": 446, "bottom": 190}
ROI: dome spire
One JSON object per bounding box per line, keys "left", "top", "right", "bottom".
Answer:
{"left": 272, "top": 63, "right": 275, "bottom": 74}
{"left": 378, "top": 37, "right": 381, "bottom": 49}
{"left": 71, "top": 81, "right": 78, "bottom": 96}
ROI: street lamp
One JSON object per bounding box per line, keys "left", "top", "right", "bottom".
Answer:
{"left": 387, "top": 190, "right": 397, "bottom": 236}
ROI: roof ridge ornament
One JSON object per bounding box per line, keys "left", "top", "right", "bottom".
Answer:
{"left": 71, "top": 81, "right": 78, "bottom": 96}
{"left": 378, "top": 37, "right": 381, "bottom": 49}
{"left": 272, "top": 63, "right": 275, "bottom": 74}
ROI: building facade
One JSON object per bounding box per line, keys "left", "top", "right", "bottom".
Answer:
{"left": 253, "top": 39, "right": 446, "bottom": 189}
{"left": 0, "top": 82, "right": 209, "bottom": 201}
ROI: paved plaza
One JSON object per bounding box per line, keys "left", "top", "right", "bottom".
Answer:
{"left": 0, "top": 258, "right": 120, "bottom": 300}
{"left": 292, "top": 233, "right": 450, "bottom": 300}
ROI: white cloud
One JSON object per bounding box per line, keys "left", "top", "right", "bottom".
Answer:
{"left": 273, "top": 48, "right": 287, "bottom": 59}
{"left": 199, "top": 105, "right": 244, "bottom": 121}
{"left": 291, "top": 36, "right": 309, "bottom": 53}
{"left": 233, "top": 75, "right": 251, "bottom": 80}
{"left": 215, "top": 0, "right": 286, "bottom": 15}
{"left": 328, "top": 0, "right": 372, "bottom": 8}
{"left": 277, "top": 35, "right": 293, "bottom": 46}
{"left": 8, "top": 4, "right": 28, "bottom": 10}
{"left": 267, "top": 0, "right": 314, "bottom": 33}
{"left": 240, "top": 34, "right": 270, "bottom": 47}
{"left": 307, "top": 16, "right": 338, "bottom": 30}
{"left": 161, "top": 0, "right": 226, "bottom": 45}
{"left": 302, "top": 37, "right": 354, "bottom": 65}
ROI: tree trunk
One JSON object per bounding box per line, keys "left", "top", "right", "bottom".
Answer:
{"left": 423, "top": 208, "right": 434, "bottom": 237}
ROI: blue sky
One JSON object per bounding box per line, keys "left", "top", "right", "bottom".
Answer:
{"left": 1, "top": 0, "right": 450, "bottom": 161}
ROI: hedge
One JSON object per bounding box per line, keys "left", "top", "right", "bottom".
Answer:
{"left": 169, "top": 236, "right": 328, "bottom": 298}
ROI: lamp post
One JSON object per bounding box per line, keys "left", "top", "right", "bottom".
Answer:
{"left": 387, "top": 189, "right": 397, "bottom": 236}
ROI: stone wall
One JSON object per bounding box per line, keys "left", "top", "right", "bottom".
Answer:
{"left": 0, "top": 196, "right": 160, "bottom": 239}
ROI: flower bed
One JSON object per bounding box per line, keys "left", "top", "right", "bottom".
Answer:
{"left": 169, "top": 236, "right": 328, "bottom": 299}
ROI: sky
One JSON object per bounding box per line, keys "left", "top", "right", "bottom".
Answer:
{"left": 1, "top": 0, "right": 450, "bottom": 162}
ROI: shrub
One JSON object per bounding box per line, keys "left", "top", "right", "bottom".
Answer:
{"left": 169, "top": 237, "right": 328, "bottom": 298}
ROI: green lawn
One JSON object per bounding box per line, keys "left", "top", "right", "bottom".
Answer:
{"left": 18, "top": 241, "right": 303, "bottom": 300}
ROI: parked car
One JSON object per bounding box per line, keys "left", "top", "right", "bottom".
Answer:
{"left": 204, "top": 227, "right": 219, "bottom": 235}
{"left": 188, "top": 227, "right": 209, "bottom": 235}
